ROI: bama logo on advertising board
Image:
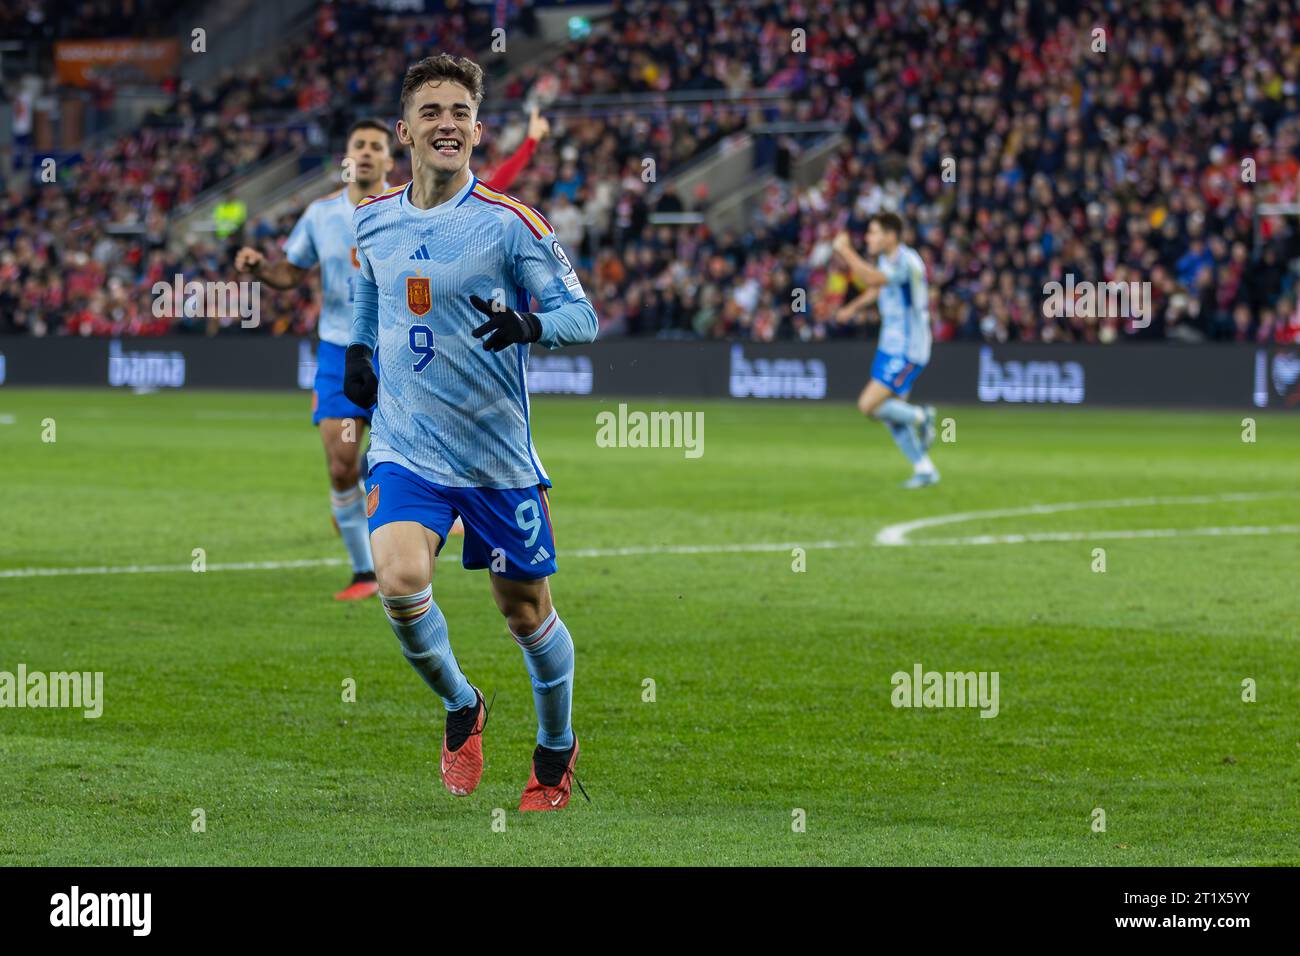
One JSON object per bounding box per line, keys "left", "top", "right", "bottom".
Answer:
{"left": 729, "top": 345, "right": 827, "bottom": 399}
{"left": 1253, "top": 349, "right": 1300, "bottom": 408}
{"left": 977, "top": 346, "right": 1084, "bottom": 404}
{"left": 298, "top": 339, "right": 317, "bottom": 390}
{"left": 107, "top": 340, "right": 185, "bottom": 389}
{"left": 528, "top": 354, "right": 594, "bottom": 395}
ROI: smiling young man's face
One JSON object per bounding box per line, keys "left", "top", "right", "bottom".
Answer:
{"left": 398, "top": 80, "right": 482, "bottom": 175}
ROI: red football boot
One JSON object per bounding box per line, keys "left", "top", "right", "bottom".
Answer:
{"left": 441, "top": 687, "right": 488, "bottom": 796}
{"left": 334, "top": 572, "right": 379, "bottom": 601}
{"left": 519, "top": 736, "right": 582, "bottom": 812}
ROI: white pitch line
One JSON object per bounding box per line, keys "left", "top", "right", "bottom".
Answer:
{"left": 3, "top": 493, "right": 1297, "bottom": 579}
{"left": 873, "top": 492, "right": 1299, "bottom": 547}
{"left": 0, "top": 557, "right": 349, "bottom": 579}
{"left": 567, "top": 539, "right": 855, "bottom": 558}
{"left": 0, "top": 541, "right": 861, "bottom": 580}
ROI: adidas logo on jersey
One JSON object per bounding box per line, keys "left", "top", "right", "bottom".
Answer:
{"left": 530, "top": 546, "right": 552, "bottom": 565}
{"left": 409, "top": 244, "right": 432, "bottom": 260}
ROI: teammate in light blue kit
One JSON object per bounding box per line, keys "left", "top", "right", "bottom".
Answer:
{"left": 834, "top": 214, "right": 940, "bottom": 488}
{"left": 343, "top": 55, "right": 597, "bottom": 811}
{"left": 235, "top": 119, "right": 394, "bottom": 598}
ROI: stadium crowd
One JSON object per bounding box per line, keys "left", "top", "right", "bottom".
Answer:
{"left": 0, "top": 1, "right": 507, "bottom": 336}
{"left": 566, "top": 0, "right": 1300, "bottom": 344}
{"left": 4, "top": 0, "right": 1300, "bottom": 344}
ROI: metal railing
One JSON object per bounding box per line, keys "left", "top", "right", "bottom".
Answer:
{"left": 181, "top": 0, "right": 318, "bottom": 87}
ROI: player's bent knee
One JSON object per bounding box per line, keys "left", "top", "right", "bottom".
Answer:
{"left": 374, "top": 552, "right": 429, "bottom": 597}
{"left": 371, "top": 524, "right": 433, "bottom": 596}
{"left": 376, "top": 568, "right": 428, "bottom": 597}
{"left": 497, "top": 594, "right": 547, "bottom": 637}
{"left": 327, "top": 452, "right": 359, "bottom": 489}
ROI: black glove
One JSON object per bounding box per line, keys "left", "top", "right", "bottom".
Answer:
{"left": 343, "top": 344, "right": 378, "bottom": 408}
{"left": 469, "top": 294, "right": 541, "bottom": 352}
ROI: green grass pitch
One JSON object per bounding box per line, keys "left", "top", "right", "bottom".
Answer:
{"left": 1, "top": 387, "right": 1298, "bottom": 865}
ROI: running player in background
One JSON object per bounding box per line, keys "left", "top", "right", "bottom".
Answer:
{"left": 235, "top": 120, "right": 394, "bottom": 600}
{"left": 344, "top": 55, "right": 597, "bottom": 811}
{"left": 833, "top": 215, "right": 940, "bottom": 488}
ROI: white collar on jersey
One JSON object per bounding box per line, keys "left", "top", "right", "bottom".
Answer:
{"left": 400, "top": 174, "right": 477, "bottom": 218}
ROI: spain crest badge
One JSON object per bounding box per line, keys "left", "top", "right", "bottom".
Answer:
{"left": 406, "top": 276, "right": 431, "bottom": 317}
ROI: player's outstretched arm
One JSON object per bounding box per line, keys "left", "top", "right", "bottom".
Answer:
{"left": 469, "top": 295, "right": 542, "bottom": 352}
{"left": 836, "top": 286, "right": 879, "bottom": 324}
{"left": 533, "top": 294, "right": 598, "bottom": 347}
{"left": 503, "top": 222, "right": 598, "bottom": 349}
{"left": 832, "top": 233, "right": 887, "bottom": 289}
{"left": 234, "top": 247, "right": 308, "bottom": 290}
{"left": 467, "top": 291, "right": 598, "bottom": 352}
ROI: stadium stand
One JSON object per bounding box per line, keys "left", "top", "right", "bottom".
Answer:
{"left": 3, "top": 0, "right": 1300, "bottom": 343}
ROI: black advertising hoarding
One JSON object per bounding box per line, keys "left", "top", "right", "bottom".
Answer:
{"left": 0, "top": 337, "right": 108, "bottom": 387}
{"left": 535, "top": 340, "right": 1279, "bottom": 409}
{"left": 0, "top": 336, "right": 1294, "bottom": 409}
{"left": 0, "top": 336, "right": 304, "bottom": 390}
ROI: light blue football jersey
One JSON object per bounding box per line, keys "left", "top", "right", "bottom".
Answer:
{"left": 350, "top": 174, "right": 598, "bottom": 490}
{"left": 876, "top": 243, "right": 932, "bottom": 364}
{"left": 284, "top": 188, "right": 374, "bottom": 347}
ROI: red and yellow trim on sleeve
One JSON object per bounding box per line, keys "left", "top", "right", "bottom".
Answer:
{"left": 471, "top": 182, "right": 553, "bottom": 239}
{"left": 356, "top": 182, "right": 408, "bottom": 209}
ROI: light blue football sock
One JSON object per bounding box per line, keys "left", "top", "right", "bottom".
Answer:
{"left": 330, "top": 482, "right": 374, "bottom": 574}
{"left": 382, "top": 587, "right": 476, "bottom": 711}
{"left": 886, "top": 422, "right": 925, "bottom": 466}
{"left": 512, "top": 608, "right": 574, "bottom": 750}
{"left": 876, "top": 397, "right": 924, "bottom": 428}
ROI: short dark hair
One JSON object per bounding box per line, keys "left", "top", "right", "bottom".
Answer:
{"left": 346, "top": 117, "right": 393, "bottom": 149}
{"left": 400, "top": 54, "right": 485, "bottom": 117}
{"left": 871, "top": 212, "right": 904, "bottom": 236}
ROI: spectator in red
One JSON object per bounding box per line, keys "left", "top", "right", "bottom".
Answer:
{"left": 480, "top": 107, "right": 550, "bottom": 192}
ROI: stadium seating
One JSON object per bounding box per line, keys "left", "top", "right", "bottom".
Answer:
{"left": 4, "top": 0, "right": 1300, "bottom": 343}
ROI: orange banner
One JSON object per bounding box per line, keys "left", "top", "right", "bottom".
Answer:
{"left": 54, "top": 39, "right": 180, "bottom": 88}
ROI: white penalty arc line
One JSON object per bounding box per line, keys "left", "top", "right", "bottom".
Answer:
{"left": 873, "top": 492, "right": 1300, "bottom": 547}
{"left": 908, "top": 524, "right": 1300, "bottom": 547}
